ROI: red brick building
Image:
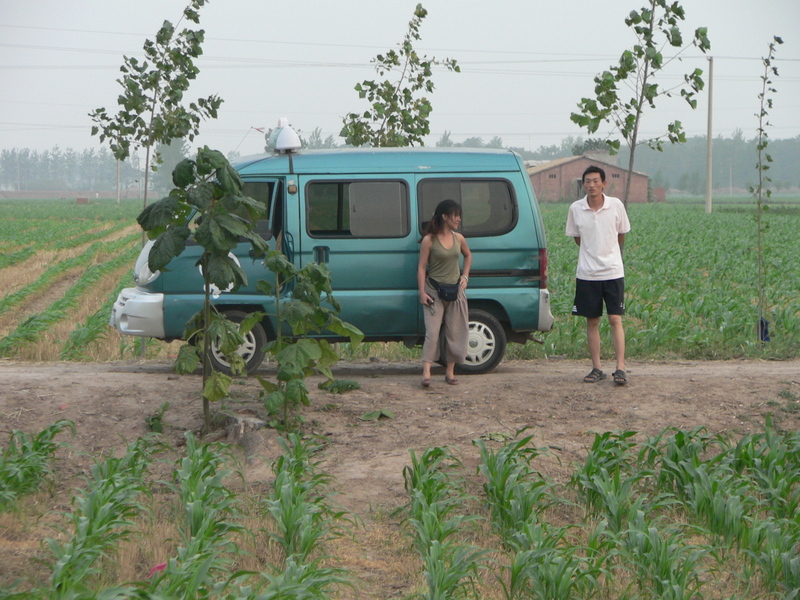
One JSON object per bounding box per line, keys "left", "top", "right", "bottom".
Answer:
{"left": 526, "top": 154, "right": 649, "bottom": 203}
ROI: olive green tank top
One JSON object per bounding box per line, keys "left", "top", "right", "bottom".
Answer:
{"left": 427, "top": 232, "right": 461, "bottom": 284}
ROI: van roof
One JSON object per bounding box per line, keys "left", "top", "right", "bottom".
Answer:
{"left": 234, "top": 147, "right": 524, "bottom": 176}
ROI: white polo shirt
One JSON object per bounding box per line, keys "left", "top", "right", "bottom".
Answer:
{"left": 565, "top": 194, "right": 631, "bottom": 281}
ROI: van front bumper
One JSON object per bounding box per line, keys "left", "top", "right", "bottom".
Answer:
{"left": 109, "top": 287, "right": 165, "bottom": 338}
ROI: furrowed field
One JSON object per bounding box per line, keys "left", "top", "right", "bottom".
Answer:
{"left": 1, "top": 197, "right": 798, "bottom": 363}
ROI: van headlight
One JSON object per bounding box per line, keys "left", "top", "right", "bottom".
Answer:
{"left": 133, "top": 240, "right": 160, "bottom": 286}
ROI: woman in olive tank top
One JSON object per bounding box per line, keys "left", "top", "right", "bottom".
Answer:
{"left": 417, "top": 199, "right": 472, "bottom": 387}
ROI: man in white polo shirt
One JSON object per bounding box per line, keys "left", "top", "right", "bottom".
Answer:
{"left": 565, "top": 165, "right": 631, "bottom": 385}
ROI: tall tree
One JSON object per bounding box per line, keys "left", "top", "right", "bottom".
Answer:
{"left": 89, "top": 0, "right": 222, "bottom": 208}
{"left": 570, "top": 0, "right": 710, "bottom": 205}
{"left": 340, "top": 4, "right": 459, "bottom": 147}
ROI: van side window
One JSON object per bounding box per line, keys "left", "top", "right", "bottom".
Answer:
{"left": 241, "top": 181, "right": 274, "bottom": 238}
{"left": 307, "top": 180, "right": 410, "bottom": 238}
{"left": 418, "top": 179, "right": 516, "bottom": 236}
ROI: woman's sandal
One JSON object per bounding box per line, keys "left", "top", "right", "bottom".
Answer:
{"left": 445, "top": 376, "right": 459, "bottom": 386}
{"left": 583, "top": 368, "right": 607, "bottom": 383}
{"left": 612, "top": 370, "right": 627, "bottom": 386}
{"left": 421, "top": 378, "right": 431, "bottom": 388}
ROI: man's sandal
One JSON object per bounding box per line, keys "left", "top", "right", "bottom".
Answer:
{"left": 583, "top": 368, "right": 606, "bottom": 383}
{"left": 612, "top": 370, "right": 627, "bottom": 386}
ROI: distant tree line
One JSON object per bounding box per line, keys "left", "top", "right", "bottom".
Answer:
{"left": 3, "top": 131, "right": 798, "bottom": 195}
{"left": 0, "top": 146, "right": 140, "bottom": 193}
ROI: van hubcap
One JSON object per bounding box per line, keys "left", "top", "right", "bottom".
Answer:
{"left": 466, "top": 321, "right": 496, "bottom": 366}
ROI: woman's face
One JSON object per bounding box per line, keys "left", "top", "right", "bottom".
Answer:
{"left": 443, "top": 211, "right": 461, "bottom": 230}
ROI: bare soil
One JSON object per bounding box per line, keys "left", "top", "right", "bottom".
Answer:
{"left": 2, "top": 357, "right": 799, "bottom": 596}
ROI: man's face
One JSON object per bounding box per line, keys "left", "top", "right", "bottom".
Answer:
{"left": 583, "top": 173, "right": 605, "bottom": 197}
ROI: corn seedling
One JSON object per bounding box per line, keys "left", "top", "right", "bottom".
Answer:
{"left": 621, "top": 512, "right": 707, "bottom": 600}
{"left": 0, "top": 420, "right": 74, "bottom": 509}
{"left": 403, "top": 447, "right": 486, "bottom": 600}
{"left": 43, "top": 436, "right": 156, "bottom": 600}
{"left": 474, "top": 434, "right": 554, "bottom": 538}
{"left": 147, "top": 432, "right": 243, "bottom": 598}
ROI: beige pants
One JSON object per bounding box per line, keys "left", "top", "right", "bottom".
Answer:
{"left": 422, "top": 281, "right": 469, "bottom": 364}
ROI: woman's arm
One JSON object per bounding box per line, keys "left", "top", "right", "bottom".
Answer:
{"left": 418, "top": 235, "right": 434, "bottom": 305}
{"left": 458, "top": 233, "right": 472, "bottom": 289}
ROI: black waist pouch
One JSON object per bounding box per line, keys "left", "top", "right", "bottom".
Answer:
{"left": 430, "top": 278, "right": 459, "bottom": 302}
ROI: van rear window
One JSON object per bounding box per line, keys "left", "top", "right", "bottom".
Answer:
{"left": 307, "top": 180, "right": 410, "bottom": 238}
{"left": 418, "top": 179, "right": 516, "bottom": 236}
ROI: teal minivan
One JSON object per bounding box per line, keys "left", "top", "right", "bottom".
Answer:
{"left": 111, "top": 145, "right": 553, "bottom": 374}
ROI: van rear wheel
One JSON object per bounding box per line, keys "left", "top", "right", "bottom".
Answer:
{"left": 438, "top": 309, "right": 507, "bottom": 375}
{"left": 209, "top": 310, "right": 267, "bottom": 375}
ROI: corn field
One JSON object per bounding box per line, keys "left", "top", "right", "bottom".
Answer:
{"left": 3, "top": 420, "right": 800, "bottom": 598}
{"left": 2, "top": 198, "right": 798, "bottom": 364}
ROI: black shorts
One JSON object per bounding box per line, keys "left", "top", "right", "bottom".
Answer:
{"left": 572, "top": 278, "right": 625, "bottom": 318}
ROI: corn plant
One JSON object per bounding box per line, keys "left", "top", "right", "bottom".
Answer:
{"left": 403, "top": 447, "right": 486, "bottom": 600}
{"left": 474, "top": 434, "right": 554, "bottom": 538}
{"left": 744, "top": 516, "right": 800, "bottom": 598}
{"left": 0, "top": 420, "right": 74, "bottom": 509}
{"left": 43, "top": 436, "right": 156, "bottom": 600}
{"left": 146, "top": 432, "right": 243, "bottom": 599}
{"left": 620, "top": 512, "right": 707, "bottom": 600}
{"left": 266, "top": 434, "right": 350, "bottom": 559}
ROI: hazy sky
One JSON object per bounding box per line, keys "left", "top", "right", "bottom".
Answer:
{"left": 1, "top": 0, "right": 798, "bottom": 157}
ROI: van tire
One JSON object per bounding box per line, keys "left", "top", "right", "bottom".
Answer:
{"left": 438, "top": 309, "right": 506, "bottom": 374}
{"left": 209, "top": 310, "right": 267, "bottom": 375}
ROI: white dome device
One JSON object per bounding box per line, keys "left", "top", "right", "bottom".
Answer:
{"left": 273, "top": 117, "right": 301, "bottom": 153}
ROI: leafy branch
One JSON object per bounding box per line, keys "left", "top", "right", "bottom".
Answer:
{"left": 89, "top": 0, "right": 222, "bottom": 206}
{"left": 340, "top": 3, "right": 459, "bottom": 147}
{"left": 570, "top": 0, "right": 710, "bottom": 204}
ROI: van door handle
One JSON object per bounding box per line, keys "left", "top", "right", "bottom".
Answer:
{"left": 313, "top": 246, "right": 330, "bottom": 263}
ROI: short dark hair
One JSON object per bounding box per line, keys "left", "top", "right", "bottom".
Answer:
{"left": 582, "top": 165, "right": 606, "bottom": 182}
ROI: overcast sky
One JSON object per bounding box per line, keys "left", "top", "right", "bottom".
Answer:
{"left": 1, "top": 0, "right": 798, "bottom": 157}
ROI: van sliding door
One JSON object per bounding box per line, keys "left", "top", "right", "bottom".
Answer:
{"left": 297, "top": 176, "right": 419, "bottom": 338}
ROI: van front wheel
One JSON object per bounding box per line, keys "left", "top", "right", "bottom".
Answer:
{"left": 209, "top": 310, "right": 267, "bottom": 375}
{"left": 438, "top": 309, "right": 506, "bottom": 375}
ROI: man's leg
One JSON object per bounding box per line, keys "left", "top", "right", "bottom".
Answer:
{"left": 587, "top": 316, "right": 602, "bottom": 369}
{"left": 609, "top": 313, "right": 625, "bottom": 371}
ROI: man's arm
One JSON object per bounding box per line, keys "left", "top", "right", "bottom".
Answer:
{"left": 573, "top": 237, "right": 581, "bottom": 246}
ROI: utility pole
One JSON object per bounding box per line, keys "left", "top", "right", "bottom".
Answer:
{"left": 705, "top": 56, "right": 714, "bottom": 213}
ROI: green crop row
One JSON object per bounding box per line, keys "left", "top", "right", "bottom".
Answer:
{"left": 59, "top": 271, "right": 132, "bottom": 361}
{"left": 0, "top": 233, "right": 138, "bottom": 319}
{"left": 1, "top": 429, "right": 352, "bottom": 600}
{"left": 0, "top": 237, "right": 140, "bottom": 357}
{"left": 0, "top": 198, "right": 143, "bottom": 221}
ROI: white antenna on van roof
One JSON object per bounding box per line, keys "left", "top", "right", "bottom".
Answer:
{"left": 273, "top": 117, "right": 301, "bottom": 154}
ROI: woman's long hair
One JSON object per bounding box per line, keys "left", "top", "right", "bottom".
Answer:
{"left": 424, "top": 199, "right": 462, "bottom": 237}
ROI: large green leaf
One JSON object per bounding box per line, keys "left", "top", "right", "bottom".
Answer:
{"left": 172, "top": 158, "right": 196, "bottom": 187}
{"left": 185, "top": 182, "right": 214, "bottom": 211}
{"left": 174, "top": 343, "right": 200, "bottom": 375}
{"left": 326, "top": 318, "right": 365, "bottom": 346}
{"left": 214, "top": 213, "right": 251, "bottom": 239}
{"left": 207, "top": 314, "right": 245, "bottom": 355}
{"left": 205, "top": 253, "right": 247, "bottom": 290}
{"left": 193, "top": 214, "right": 238, "bottom": 253}
{"left": 285, "top": 378, "right": 310, "bottom": 407}
{"left": 149, "top": 225, "right": 190, "bottom": 271}
{"left": 275, "top": 339, "right": 322, "bottom": 381}
{"left": 137, "top": 195, "right": 181, "bottom": 231}
{"left": 203, "top": 370, "right": 232, "bottom": 403}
